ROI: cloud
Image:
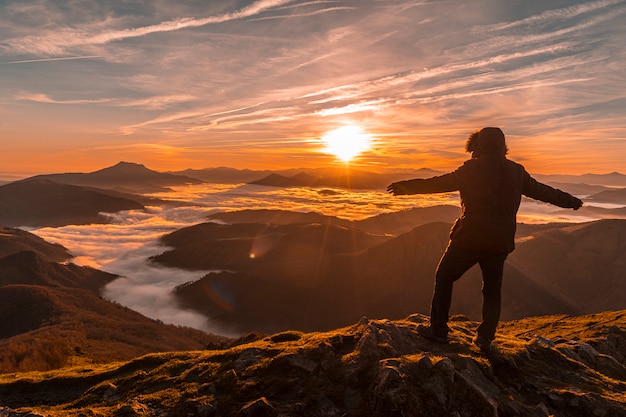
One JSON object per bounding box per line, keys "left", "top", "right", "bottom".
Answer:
{"left": 1, "top": 0, "right": 297, "bottom": 56}
{"left": 7, "top": 55, "right": 101, "bottom": 64}
{"left": 479, "top": 0, "right": 624, "bottom": 32}
{"left": 31, "top": 180, "right": 604, "bottom": 336}
{"left": 1, "top": 0, "right": 625, "bottom": 174}
{"left": 15, "top": 92, "right": 112, "bottom": 105}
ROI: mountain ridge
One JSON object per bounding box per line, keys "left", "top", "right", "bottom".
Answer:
{"left": 23, "top": 161, "right": 204, "bottom": 194}
{"left": 0, "top": 310, "right": 624, "bottom": 416}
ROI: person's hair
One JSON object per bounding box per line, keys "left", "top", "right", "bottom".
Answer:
{"left": 466, "top": 127, "right": 508, "bottom": 156}
{"left": 465, "top": 129, "right": 480, "bottom": 153}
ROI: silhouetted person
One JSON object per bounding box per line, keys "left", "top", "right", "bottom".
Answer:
{"left": 387, "top": 127, "right": 583, "bottom": 351}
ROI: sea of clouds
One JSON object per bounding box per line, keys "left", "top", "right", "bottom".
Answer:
{"left": 32, "top": 183, "right": 602, "bottom": 335}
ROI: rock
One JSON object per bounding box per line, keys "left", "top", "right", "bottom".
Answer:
{"left": 103, "top": 382, "right": 120, "bottom": 404}
{"left": 533, "top": 336, "right": 556, "bottom": 348}
{"left": 0, "top": 407, "right": 48, "bottom": 417}
{"left": 286, "top": 354, "right": 318, "bottom": 373}
{"left": 434, "top": 357, "right": 456, "bottom": 382}
{"left": 239, "top": 397, "right": 275, "bottom": 417}
{"left": 114, "top": 400, "right": 150, "bottom": 417}
{"left": 197, "top": 403, "right": 217, "bottom": 417}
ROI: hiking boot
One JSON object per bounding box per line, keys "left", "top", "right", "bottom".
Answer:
{"left": 473, "top": 335, "right": 492, "bottom": 352}
{"left": 417, "top": 325, "right": 448, "bottom": 344}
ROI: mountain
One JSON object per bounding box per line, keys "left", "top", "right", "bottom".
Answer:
{"left": 205, "top": 206, "right": 461, "bottom": 236}
{"left": 174, "top": 166, "right": 445, "bottom": 189}
{"left": 156, "top": 210, "right": 626, "bottom": 334}
{"left": 355, "top": 205, "right": 461, "bottom": 235}
{"left": 0, "top": 310, "right": 624, "bottom": 416}
{"left": 536, "top": 171, "right": 626, "bottom": 187}
{"left": 506, "top": 219, "right": 626, "bottom": 313}
{"left": 151, "top": 221, "right": 389, "bottom": 272}
{"left": 0, "top": 283, "right": 220, "bottom": 374}
{"left": 0, "top": 230, "right": 227, "bottom": 374}
{"left": 247, "top": 167, "right": 401, "bottom": 190}
{"left": 0, "top": 250, "right": 116, "bottom": 292}
{"left": 249, "top": 172, "right": 309, "bottom": 187}
{"left": 173, "top": 166, "right": 272, "bottom": 183}
{"left": 0, "top": 225, "right": 70, "bottom": 262}
{"left": 25, "top": 161, "right": 204, "bottom": 193}
{"left": 566, "top": 205, "right": 626, "bottom": 219}
{"left": 543, "top": 182, "right": 610, "bottom": 196}
{"left": 207, "top": 208, "right": 355, "bottom": 228}
{"left": 588, "top": 187, "right": 626, "bottom": 203}
{"left": 0, "top": 179, "right": 144, "bottom": 227}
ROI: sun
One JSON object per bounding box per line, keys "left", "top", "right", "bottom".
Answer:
{"left": 321, "top": 124, "right": 374, "bottom": 162}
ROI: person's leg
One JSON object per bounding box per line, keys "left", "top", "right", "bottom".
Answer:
{"left": 429, "top": 245, "right": 480, "bottom": 337}
{"left": 476, "top": 253, "right": 507, "bottom": 341}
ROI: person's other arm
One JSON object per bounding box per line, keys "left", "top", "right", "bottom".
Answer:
{"left": 387, "top": 170, "right": 461, "bottom": 195}
{"left": 522, "top": 172, "right": 583, "bottom": 209}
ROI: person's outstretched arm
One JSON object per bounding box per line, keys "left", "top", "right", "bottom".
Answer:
{"left": 387, "top": 171, "right": 461, "bottom": 195}
{"left": 522, "top": 172, "right": 583, "bottom": 209}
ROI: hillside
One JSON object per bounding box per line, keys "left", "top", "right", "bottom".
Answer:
{"left": 589, "top": 187, "right": 626, "bottom": 203}
{"left": 0, "top": 311, "right": 624, "bottom": 416}
{"left": 205, "top": 206, "right": 461, "bottom": 236}
{"left": 0, "top": 250, "right": 116, "bottom": 292}
{"left": 0, "top": 229, "right": 226, "bottom": 374}
{"left": 152, "top": 221, "right": 388, "bottom": 272}
{"left": 0, "top": 179, "right": 144, "bottom": 227}
{"left": 154, "top": 212, "right": 626, "bottom": 334}
{"left": 0, "top": 225, "right": 70, "bottom": 262}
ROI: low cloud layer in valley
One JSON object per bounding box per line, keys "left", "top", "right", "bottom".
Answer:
{"left": 31, "top": 181, "right": 623, "bottom": 336}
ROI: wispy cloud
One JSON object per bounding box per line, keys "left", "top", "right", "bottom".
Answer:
{"left": 1, "top": 0, "right": 625, "bottom": 174}
{"left": 479, "top": 0, "right": 624, "bottom": 32}
{"left": 1, "top": 0, "right": 297, "bottom": 55}
{"left": 15, "top": 92, "right": 112, "bottom": 105}
{"left": 6, "top": 55, "right": 100, "bottom": 64}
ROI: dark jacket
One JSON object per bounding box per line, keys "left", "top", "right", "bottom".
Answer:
{"left": 391, "top": 155, "right": 582, "bottom": 253}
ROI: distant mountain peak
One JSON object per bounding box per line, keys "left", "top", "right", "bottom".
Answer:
{"left": 95, "top": 161, "right": 154, "bottom": 174}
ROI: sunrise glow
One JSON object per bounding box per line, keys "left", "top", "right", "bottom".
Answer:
{"left": 321, "top": 125, "right": 374, "bottom": 163}
{"left": 0, "top": 1, "right": 625, "bottom": 176}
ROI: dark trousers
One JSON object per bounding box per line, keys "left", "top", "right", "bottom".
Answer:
{"left": 430, "top": 245, "right": 508, "bottom": 340}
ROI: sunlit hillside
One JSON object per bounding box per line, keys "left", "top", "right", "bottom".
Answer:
{"left": 1, "top": 311, "right": 624, "bottom": 416}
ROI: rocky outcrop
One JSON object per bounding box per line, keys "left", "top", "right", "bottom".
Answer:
{"left": 0, "top": 311, "right": 624, "bottom": 416}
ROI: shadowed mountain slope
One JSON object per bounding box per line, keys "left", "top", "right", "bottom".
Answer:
{"left": 0, "top": 311, "right": 624, "bottom": 416}
{"left": 172, "top": 222, "right": 580, "bottom": 334}
{"left": 158, "top": 214, "right": 626, "bottom": 334}
{"left": 588, "top": 187, "right": 626, "bottom": 203}
{"left": 0, "top": 233, "right": 226, "bottom": 373}
{"left": 152, "top": 221, "right": 389, "bottom": 272}
{"left": 507, "top": 219, "right": 626, "bottom": 313}
{"left": 0, "top": 250, "right": 116, "bottom": 293}
{"left": 207, "top": 209, "right": 354, "bottom": 229}
{"left": 536, "top": 171, "right": 626, "bottom": 187}
{"left": 0, "top": 225, "right": 70, "bottom": 262}
{"left": 0, "top": 179, "right": 144, "bottom": 227}
{"left": 206, "top": 205, "right": 461, "bottom": 236}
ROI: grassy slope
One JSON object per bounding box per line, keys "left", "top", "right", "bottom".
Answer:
{"left": 0, "top": 310, "right": 624, "bottom": 417}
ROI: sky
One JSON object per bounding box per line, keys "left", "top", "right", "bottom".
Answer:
{"left": 1, "top": 0, "right": 626, "bottom": 177}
